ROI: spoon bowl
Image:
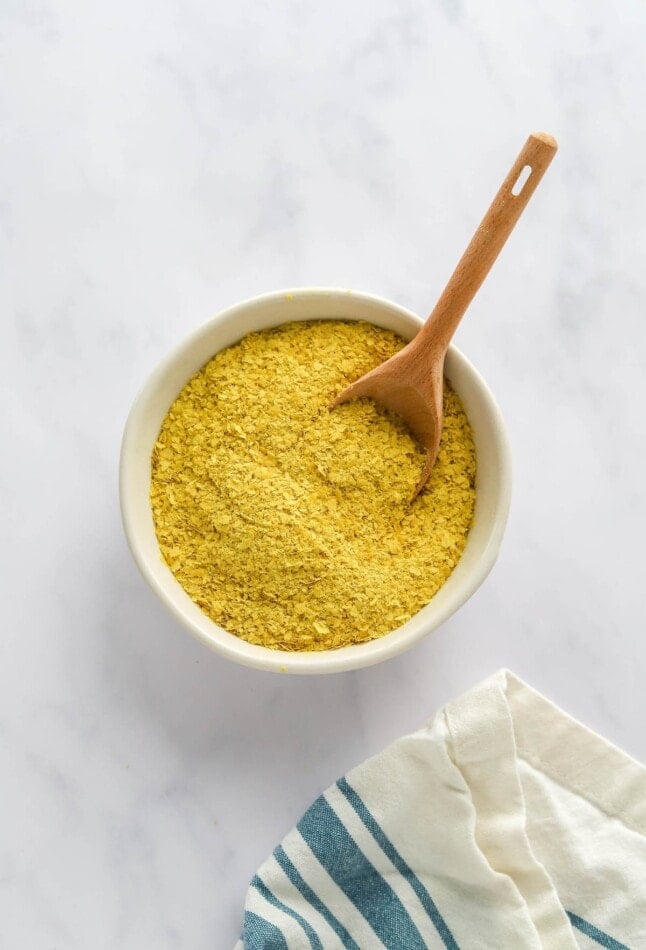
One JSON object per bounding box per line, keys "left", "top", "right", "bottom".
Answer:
{"left": 331, "top": 345, "right": 443, "bottom": 497}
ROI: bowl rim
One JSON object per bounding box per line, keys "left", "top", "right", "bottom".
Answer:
{"left": 120, "top": 287, "right": 512, "bottom": 674}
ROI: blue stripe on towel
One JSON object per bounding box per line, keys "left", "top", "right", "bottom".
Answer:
{"left": 297, "top": 794, "right": 427, "bottom": 949}
{"left": 243, "top": 910, "right": 288, "bottom": 949}
{"left": 337, "top": 777, "right": 459, "bottom": 950}
{"left": 567, "top": 911, "right": 630, "bottom": 950}
{"left": 274, "top": 844, "right": 360, "bottom": 949}
{"left": 252, "top": 876, "right": 323, "bottom": 949}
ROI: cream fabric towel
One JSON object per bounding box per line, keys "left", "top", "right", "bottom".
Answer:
{"left": 236, "top": 671, "right": 646, "bottom": 949}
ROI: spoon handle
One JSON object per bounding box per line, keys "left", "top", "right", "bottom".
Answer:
{"left": 419, "top": 131, "right": 558, "bottom": 351}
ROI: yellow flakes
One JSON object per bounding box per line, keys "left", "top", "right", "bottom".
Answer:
{"left": 150, "top": 321, "right": 476, "bottom": 651}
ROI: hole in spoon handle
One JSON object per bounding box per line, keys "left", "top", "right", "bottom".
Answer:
{"left": 511, "top": 164, "right": 532, "bottom": 196}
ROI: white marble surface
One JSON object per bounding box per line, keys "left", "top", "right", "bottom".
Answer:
{"left": 2, "top": 1, "right": 646, "bottom": 946}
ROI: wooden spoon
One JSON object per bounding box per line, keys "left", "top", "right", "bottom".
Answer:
{"left": 332, "top": 131, "right": 558, "bottom": 498}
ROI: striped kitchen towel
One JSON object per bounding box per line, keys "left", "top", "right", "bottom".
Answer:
{"left": 235, "top": 670, "right": 646, "bottom": 949}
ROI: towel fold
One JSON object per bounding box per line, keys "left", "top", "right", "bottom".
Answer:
{"left": 236, "top": 671, "right": 646, "bottom": 949}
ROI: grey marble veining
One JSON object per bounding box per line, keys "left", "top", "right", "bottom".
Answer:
{"left": 1, "top": 1, "right": 646, "bottom": 946}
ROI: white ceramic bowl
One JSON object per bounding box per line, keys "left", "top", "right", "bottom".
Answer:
{"left": 120, "top": 288, "right": 511, "bottom": 674}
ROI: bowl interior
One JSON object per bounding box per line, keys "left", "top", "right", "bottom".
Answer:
{"left": 120, "top": 289, "right": 511, "bottom": 673}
